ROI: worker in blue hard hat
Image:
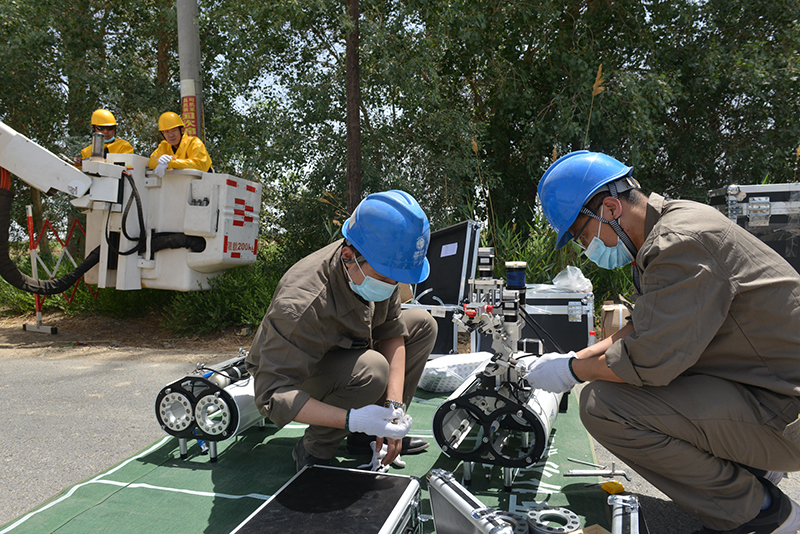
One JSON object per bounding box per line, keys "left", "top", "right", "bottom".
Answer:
{"left": 245, "top": 190, "right": 437, "bottom": 472}
{"left": 527, "top": 150, "right": 800, "bottom": 534}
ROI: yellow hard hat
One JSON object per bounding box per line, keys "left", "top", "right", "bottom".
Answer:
{"left": 158, "top": 112, "right": 185, "bottom": 131}
{"left": 91, "top": 109, "right": 117, "bottom": 127}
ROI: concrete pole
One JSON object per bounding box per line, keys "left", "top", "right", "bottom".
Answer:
{"left": 176, "top": 0, "right": 204, "bottom": 142}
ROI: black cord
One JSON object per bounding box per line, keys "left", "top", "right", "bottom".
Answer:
{"left": 519, "top": 307, "right": 567, "bottom": 354}
{"left": 104, "top": 171, "right": 146, "bottom": 256}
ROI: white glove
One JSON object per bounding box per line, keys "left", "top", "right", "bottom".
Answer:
{"left": 158, "top": 154, "right": 173, "bottom": 165}
{"left": 154, "top": 162, "right": 168, "bottom": 178}
{"left": 525, "top": 351, "right": 581, "bottom": 393}
{"left": 357, "top": 440, "right": 406, "bottom": 472}
{"left": 347, "top": 404, "right": 412, "bottom": 439}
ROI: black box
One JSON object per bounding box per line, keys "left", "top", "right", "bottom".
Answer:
{"left": 413, "top": 220, "right": 481, "bottom": 306}
{"left": 474, "top": 286, "right": 595, "bottom": 355}
{"left": 708, "top": 183, "right": 800, "bottom": 273}
{"left": 230, "top": 465, "right": 421, "bottom": 534}
{"left": 404, "top": 220, "right": 482, "bottom": 355}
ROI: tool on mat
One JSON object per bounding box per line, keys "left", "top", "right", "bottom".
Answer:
{"left": 568, "top": 457, "right": 607, "bottom": 469}
{"left": 565, "top": 461, "right": 631, "bottom": 481}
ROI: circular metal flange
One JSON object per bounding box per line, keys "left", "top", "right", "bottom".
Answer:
{"left": 497, "top": 512, "right": 530, "bottom": 534}
{"left": 158, "top": 392, "right": 193, "bottom": 432}
{"left": 527, "top": 507, "right": 581, "bottom": 534}
{"left": 195, "top": 394, "right": 231, "bottom": 436}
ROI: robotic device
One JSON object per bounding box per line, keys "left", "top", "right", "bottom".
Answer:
{"left": 432, "top": 275, "right": 565, "bottom": 491}
{"left": 154, "top": 349, "right": 266, "bottom": 462}
{"left": 0, "top": 121, "right": 261, "bottom": 294}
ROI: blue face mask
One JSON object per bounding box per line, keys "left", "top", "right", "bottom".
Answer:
{"left": 345, "top": 260, "right": 397, "bottom": 302}
{"left": 105, "top": 136, "right": 116, "bottom": 144}
{"left": 583, "top": 206, "right": 635, "bottom": 269}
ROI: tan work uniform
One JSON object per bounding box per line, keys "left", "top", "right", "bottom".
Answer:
{"left": 580, "top": 193, "right": 800, "bottom": 530}
{"left": 245, "top": 240, "right": 437, "bottom": 459}
{"left": 148, "top": 134, "right": 212, "bottom": 172}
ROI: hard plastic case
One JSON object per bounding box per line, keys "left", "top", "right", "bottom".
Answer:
{"left": 229, "top": 465, "right": 421, "bottom": 534}
{"left": 708, "top": 183, "right": 800, "bottom": 273}
{"left": 404, "top": 220, "right": 482, "bottom": 355}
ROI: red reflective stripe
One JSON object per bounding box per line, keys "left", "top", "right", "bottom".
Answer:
{"left": 246, "top": 185, "right": 256, "bottom": 192}
{"left": 235, "top": 198, "right": 246, "bottom": 205}
{"left": 226, "top": 179, "right": 238, "bottom": 187}
{"left": 245, "top": 205, "right": 254, "bottom": 212}
{"left": 254, "top": 239, "right": 258, "bottom": 254}
{"left": 245, "top": 216, "right": 253, "bottom": 223}
{"left": 231, "top": 252, "right": 241, "bottom": 258}
{"left": 233, "top": 220, "right": 244, "bottom": 227}
{"left": 224, "top": 235, "right": 228, "bottom": 252}
{"left": 235, "top": 209, "right": 245, "bottom": 216}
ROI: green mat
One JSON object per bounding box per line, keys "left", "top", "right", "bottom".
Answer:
{"left": 2, "top": 390, "right": 609, "bottom": 534}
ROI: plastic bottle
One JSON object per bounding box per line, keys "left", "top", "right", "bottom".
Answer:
{"left": 588, "top": 330, "right": 597, "bottom": 346}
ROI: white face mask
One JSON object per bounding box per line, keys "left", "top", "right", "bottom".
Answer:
{"left": 344, "top": 259, "right": 397, "bottom": 302}
{"left": 583, "top": 206, "right": 634, "bottom": 269}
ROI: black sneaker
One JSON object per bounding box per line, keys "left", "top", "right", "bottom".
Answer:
{"left": 291, "top": 439, "right": 330, "bottom": 472}
{"left": 691, "top": 480, "right": 800, "bottom": 534}
{"left": 346, "top": 432, "right": 430, "bottom": 455}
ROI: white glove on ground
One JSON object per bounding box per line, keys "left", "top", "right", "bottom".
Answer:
{"left": 347, "top": 405, "right": 412, "bottom": 439}
{"left": 158, "top": 154, "right": 173, "bottom": 165}
{"left": 357, "top": 440, "right": 406, "bottom": 472}
{"left": 154, "top": 162, "right": 168, "bottom": 178}
{"left": 525, "top": 351, "right": 581, "bottom": 393}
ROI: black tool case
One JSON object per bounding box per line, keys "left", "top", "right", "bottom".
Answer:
{"left": 229, "top": 465, "right": 421, "bottom": 534}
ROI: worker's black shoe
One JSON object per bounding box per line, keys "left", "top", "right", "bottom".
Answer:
{"left": 691, "top": 480, "right": 800, "bottom": 534}
{"left": 291, "top": 439, "right": 330, "bottom": 472}
{"left": 346, "top": 432, "right": 430, "bottom": 455}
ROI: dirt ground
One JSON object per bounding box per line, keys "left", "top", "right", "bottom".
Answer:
{"left": 0, "top": 311, "right": 253, "bottom": 363}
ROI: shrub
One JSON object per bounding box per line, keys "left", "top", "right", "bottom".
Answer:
{"left": 161, "top": 243, "right": 284, "bottom": 334}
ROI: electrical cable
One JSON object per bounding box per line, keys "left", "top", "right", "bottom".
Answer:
{"left": 519, "top": 307, "right": 566, "bottom": 354}
{"left": 104, "top": 170, "right": 145, "bottom": 256}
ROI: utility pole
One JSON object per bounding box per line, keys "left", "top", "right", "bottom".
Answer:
{"left": 345, "top": 0, "right": 361, "bottom": 213}
{"left": 176, "top": 0, "right": 205, "bottom": 142}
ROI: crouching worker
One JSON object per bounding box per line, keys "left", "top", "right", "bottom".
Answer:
{"left": 531, "top": 150, "right": 800, "bottom": 534}
{"left": 148, "top": 111, "right": 212, "bottom": 177}
{"left": 246, "top": 190, "right": 438, "bottom": 472}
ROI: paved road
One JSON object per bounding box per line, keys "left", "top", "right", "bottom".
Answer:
{"left": 2, "top": 347, "right": 798, "bottom": 532}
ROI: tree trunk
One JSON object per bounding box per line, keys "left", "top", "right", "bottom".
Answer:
{"left": 345, "top": 0, "right": 361, "bottom": 213}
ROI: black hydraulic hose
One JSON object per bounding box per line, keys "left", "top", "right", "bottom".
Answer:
{"left": 0, "top": 188, "right": 100, "bottom": 295}
{"left": 151, "top": 232, "right": 205, "bottom": 254}
{"left": 105, "top": 170, "right": 146, "bottom": 256}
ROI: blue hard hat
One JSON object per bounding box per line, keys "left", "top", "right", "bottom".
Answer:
{"left": 342, "top": 190, "right": 431, "bottom": 284}
{"left": 538, "top": 151, "right": 633, "bottom": 249}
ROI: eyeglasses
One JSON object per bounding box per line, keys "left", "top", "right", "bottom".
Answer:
{"left": 571, "top": 209, "right": 596, "bottom": 250}
{"left": 93, "top": 125, "right": 115, "bottom": 132}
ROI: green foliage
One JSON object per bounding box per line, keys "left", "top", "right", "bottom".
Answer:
{"left": 1, "top": 0, "right": 798, "bottom": 330}
{"left": 161, "top": 244, "right": 284, "bottom": 334}
{"left": 67, "top": 287, "right": 174, "bottom": 319}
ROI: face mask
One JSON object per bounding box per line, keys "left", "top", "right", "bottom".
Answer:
{"left": 344, "top": 259, "right": 397, "bottom": 302}
{"left": 105, "top": 136, "right": 116, "bottom": 143}
{"left": 584, "top": 206, "right": 635, "bottom": 269}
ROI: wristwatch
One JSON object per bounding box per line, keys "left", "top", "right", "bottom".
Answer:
{"left": 384, "top": 400, "right": 406, "bottom": 411}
